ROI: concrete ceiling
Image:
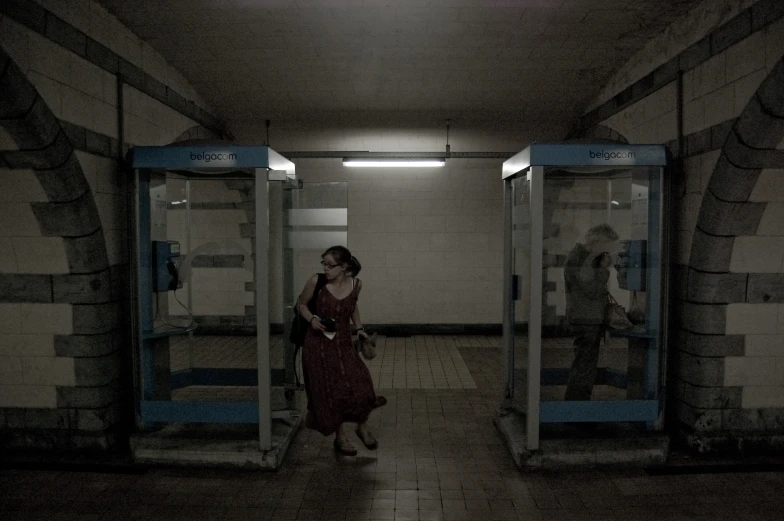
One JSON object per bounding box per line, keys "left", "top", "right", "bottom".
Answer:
{"left": 95, "top": 0, "right": 700, "bottom": 131}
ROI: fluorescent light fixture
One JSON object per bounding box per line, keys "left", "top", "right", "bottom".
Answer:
{"left": 343, "top": 158, "right": 445, "bottom": 168}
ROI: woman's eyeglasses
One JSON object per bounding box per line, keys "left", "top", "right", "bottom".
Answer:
{"left": 320, "top": 261, "right": 340, "bottom": 269}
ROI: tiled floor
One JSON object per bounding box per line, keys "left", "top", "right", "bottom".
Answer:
{"left": 170, "top": 335, "right": 265, "bottom": 371}
{"left": 3, "top": 335, "right": 783, "bottom": 521}
{"left": 169, "top": 333, "right": 627, "bottom": 401}
{"left": 366, "top": 336, "right": 478, "bottom": 390}
{"left": 171, "top": 334, "right": 478, "bottom": 390}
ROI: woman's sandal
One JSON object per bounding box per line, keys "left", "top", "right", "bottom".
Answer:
{"left": 355, "top": 428, "right": 378, "bottom": 450}
{"left": 333, "top": 438, "right": 357, "bottom": 456}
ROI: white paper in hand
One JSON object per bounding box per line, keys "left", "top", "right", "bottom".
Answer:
{"left": 323, "top": 331, "right": 336, "bottom": 340}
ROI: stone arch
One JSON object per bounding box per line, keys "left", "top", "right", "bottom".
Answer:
{"left": 688, "top": 57, "right": 784, "bottom": 295}
{"left": 171, "top": 124, "right": 221, "bottom": 144}
{"left": 0, "top": 47, "right": 109, "bottom": 275}
{"left": 678, "top": 57, "right": 784, "bottom": 449}
{"left": 566, "top": 123, "right": 630, "bottom": 144}
{"left": 0, "top": 45, "right": 119, "bottom": 450}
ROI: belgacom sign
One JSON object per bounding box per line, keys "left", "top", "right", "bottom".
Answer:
{"left": 190, "top": 152, "right": 238, "bottom": 163}
{"left": 588, "top": 150, "right": 636, "bottom": 160}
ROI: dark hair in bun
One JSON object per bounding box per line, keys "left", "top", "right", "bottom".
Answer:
{"left": 322, "top": 245, "right": 361, "bottom": 276}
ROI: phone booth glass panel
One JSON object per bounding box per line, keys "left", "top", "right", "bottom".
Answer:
{"left": 498, "top": 144, "right": 670, "bottom": 463}
{"left": 130, "top": 145, "right": 302, "bottom": 467}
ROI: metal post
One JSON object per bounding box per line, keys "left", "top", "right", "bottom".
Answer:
{"left": 136, "top": 170, "right": 156, "bottom": 407}
{"left": 647, "top": 167, "right": 666, "bottom": 429}
{"left": 256, "top": 168, "right": 272, "bottom": 451}
{"left": 130, "top": 169, "right": 144, "bottom": 424}
{"left": 185, "top": 179, "right": 192, "bottom": 314}
{"left": 282, "top": 183, "right": 296, "bottom": 406}
{"left": 502, "top": 178, "right": 514, "bottom": 402}
{"left": 527, "top": 166, "right": 544, "bottom": 451}
{"left": 138, "top": 171, "right": 153, "bottom": 335}
{"left": 658, "top": 165, "right": 671, "bottom": 430}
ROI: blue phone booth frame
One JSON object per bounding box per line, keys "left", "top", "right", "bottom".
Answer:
{"left": 500, "top": 143, "right": 671, "bottom": 452}
{"left": 131, "top": 145, "right": 295, "bottom": 451}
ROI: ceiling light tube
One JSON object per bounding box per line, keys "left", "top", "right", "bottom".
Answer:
{"left": 342, "top": 158, "right": 445, "bottom": 168}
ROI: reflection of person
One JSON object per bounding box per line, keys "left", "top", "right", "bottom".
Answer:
{"left": 296, "top": 245, "right": 385, "bottom": 455}
{"left": 564, "top": 224, "right": 619, "bottom": 401}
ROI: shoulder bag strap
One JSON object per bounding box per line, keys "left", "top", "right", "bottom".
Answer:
{"left": 308, "top": 273, "right": 327, "bottom": 313}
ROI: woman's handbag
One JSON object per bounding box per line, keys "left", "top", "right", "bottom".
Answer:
{"left": 354, "top": 332, "right": 378, "bottom": 360}
{"left": 606, "top": 292, "right": 634, "bottom": 330}
{"left": 289, "top": 274, "right": 327, "bottom": 346}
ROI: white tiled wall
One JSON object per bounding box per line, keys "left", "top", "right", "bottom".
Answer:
{"left": 122, "top": 85, "right": 197, "bottom": 146}
{"left": 725, "top": 304, "right": 784, "bottom": 408}
{"left": 186, "top": 269, "right": 254, "bottom": 316}
{"left": 291, "top": 158, "right": 503, "bottom": 324}
{"left": 687, "top": 25, "right": 781, "bottom": 136}
{"left": 716, "top": 26, "right": 784, "bottom": 411}
{"left": 0, "top": 303, "right": 72, "bottom": 334}
{"left": 1, "top": 16, "right": 193, "bottom": 145}
{"left": 730, "top": 237, "right": 784, "bottom": 273}
{"left": 0, "top": 203, "right": 43, "bottom": 237}
{"left": 166, "top": 180, "right": 256, "bottom": 317}
{"left": 757, "top": 203, "right": 784, "bottom": 237}
{"left": 0, "top": 163, "right": 71, "bottom": 388}
{"left": 603, "top": 17, "right": 783, "bottom": 143}
{"left": 0, "top": 334, "right": 55, "bottom": 357}
{"left": 31, "top": 0, "right": 212, "bottom": 110}
{"left": 594, "top": 13, "right": 784, "bottom": 415}
{"left": 750, "top": 169, "right": 784, "bottom": 202}
{"left": 0, "top": 304, "right": 74, "bottom": 409}
{"left": 604, "top": 82, "right": 678, "bottom": 144}
{"left": 766, "top": 16, "right": 784, "bottom": 70}
{"left": 78, "top": 152, "right": 129, "bottom": 267}
{"left": 0, "top": 385, "right": 57, "bottom": 408}
{"left": 0, "top": 3, "right": 214, "bottom": 408}
{"left": 589, "top": 0, "right": 759, "bottom": 110}
{"left": 0, "top": 169, "right": 48, "bottom": 203}
{"left": 726, "top": 304, "right": 781, "bottom": 335}
{"left": 726, "top": 327, "right": 784, "bottom": 409}
{"left": 741, "top": 386, "right": 784, "bottom": 409}
{"left": 1, "top": 7, "right": 209, "bottom": 148}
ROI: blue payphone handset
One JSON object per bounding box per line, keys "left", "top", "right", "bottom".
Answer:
{"left": 152, "top": 240, "right": 182, "bottom": 292}
{"left": 615, "top": 239, "right": 646, "bottom": 292}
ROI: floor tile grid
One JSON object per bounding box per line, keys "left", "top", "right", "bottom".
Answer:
{"left": 3, "top": 334, "right": 784, "bottom": 521}
{"left": 367, "top": 337, "right": 477, "bottom": 390}
{"left": 170, "top": 334, "right": 645, "bottom": 406}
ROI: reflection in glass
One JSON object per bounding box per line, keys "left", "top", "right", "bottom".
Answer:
{"left": 539, "top": 166, "right": 659, "bottom": 406}
{"left": 509, "top": 165, "right": 663, "bottom": 433}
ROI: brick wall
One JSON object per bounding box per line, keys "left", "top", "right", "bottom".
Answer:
{"left": 273, "top": 157, "right": 505, "bottom": 326}
{"left": 0, "top": 0, "right": 223, "bottom": 451}
{"left": 229, "top": 120, "right": 546, "bottom": 329}
{"left": 165, "top": 179, "right": 256, "bottom": 329}
{"left": 579, "top": 0, "right": 784, "bottom": 453}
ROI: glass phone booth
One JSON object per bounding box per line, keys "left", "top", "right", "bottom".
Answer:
{"left": 129, "top": 145, "right": 300, "bottom": 469}
{"left": 496, "top": 144, "right": 671, "bottom": 467}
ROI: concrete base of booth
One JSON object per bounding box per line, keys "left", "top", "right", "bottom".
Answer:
{"left": 129, "top": 411, "right": 301, "bottom": 470}
{"left": 494, "top": 408, "right": 669, "bottom": 469}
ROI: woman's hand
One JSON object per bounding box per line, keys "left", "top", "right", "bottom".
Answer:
{"left": 357, "top": 329, "right": 370, "bottom": 341}
{"left": 310, "top": 316, "right": 326, "bottom": 331}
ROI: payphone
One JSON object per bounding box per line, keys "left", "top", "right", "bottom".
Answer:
{"left": 152, "top": 240, "right": 181, "bottom": 292}
{"left": 615, "top": 239, "right": 646, "bottom": 292}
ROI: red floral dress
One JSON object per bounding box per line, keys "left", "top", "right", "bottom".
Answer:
{"left": 301, "top": 278, "right": 378, "bottom": 435}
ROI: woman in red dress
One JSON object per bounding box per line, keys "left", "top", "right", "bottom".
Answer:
{"left": 297, "top": 246, "right": 385, "bottom": 455}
